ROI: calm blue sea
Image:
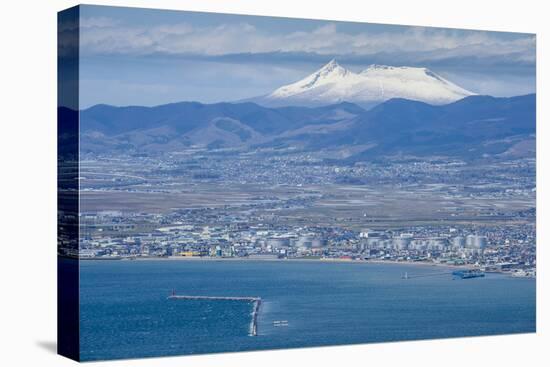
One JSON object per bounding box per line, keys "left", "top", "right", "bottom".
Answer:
{"left": 79, "top": 260, "right": 536, "bottom": 361}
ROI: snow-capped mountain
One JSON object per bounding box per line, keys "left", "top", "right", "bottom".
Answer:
{"left": 255, "top": 59, "right": 475, "bottom": 107}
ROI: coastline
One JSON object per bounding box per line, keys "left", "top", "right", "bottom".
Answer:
{"left": 79, "top": 256, "right": 535, "bottom": 278}
{"left": 82, "top": 255, "right": 471, "bottom": 269}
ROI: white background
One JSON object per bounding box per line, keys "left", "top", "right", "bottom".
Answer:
{"left": 0, "top": 1, "right": 547, "bottom": 366}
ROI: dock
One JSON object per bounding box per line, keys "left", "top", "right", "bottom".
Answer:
{"left": 168, "top": 293, "right": 262, "bottom": 336}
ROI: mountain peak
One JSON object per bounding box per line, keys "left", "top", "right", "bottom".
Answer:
{"left": 315, "top": 59, "right": 350, "bottom": 78}
{"left": 269, "top": 59, "right": 353, "bottom": 99}
{"left": 261, "top": 61, "right": 475, "bottom": 107}
{"left": 323, "top": 58, "right": 338, "bottom": 67}
{"left": 320, "top": 58, "right": 340, "bottom": 71}
{"left": 363, "top": 64, "right": 395, "bottom": 72}
{"left": 361, "top": 64, "right": 428, "bottom": 74}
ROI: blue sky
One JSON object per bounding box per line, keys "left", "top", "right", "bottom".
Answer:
{"left": 76, "top": 5, "right": 536, "bottom": 108}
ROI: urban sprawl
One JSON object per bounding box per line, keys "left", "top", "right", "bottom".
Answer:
{"left": 59, "top": 148, "right": 536, "bottom": 277}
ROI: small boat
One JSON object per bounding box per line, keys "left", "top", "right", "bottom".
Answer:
{"left": 273, "top": 320, "right": 289, "bottom": 327}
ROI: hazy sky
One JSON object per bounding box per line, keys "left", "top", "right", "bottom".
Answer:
{"left": 76, "top": 5, "right": 536, "bottom": 108}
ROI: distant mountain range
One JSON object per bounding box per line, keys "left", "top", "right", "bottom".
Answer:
{"left": 248, "top": 60, "right": 475, "bottom": 108}
{"left": 80, "top": 93, "right": 535, "bottom": 161}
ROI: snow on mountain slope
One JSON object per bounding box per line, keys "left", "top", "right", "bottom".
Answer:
{"left": 270, "top": 60, "right": 360, "bottom": 99}
{"left": 262, "top": 60, "right": 474, "bottom": 107}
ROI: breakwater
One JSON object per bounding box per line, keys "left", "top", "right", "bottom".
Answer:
{"left": 168, "top": 294, "right": 262, "bottom": 336}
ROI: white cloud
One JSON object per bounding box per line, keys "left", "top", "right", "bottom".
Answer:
{"left": 80, "top": 16, "right": 120, "bottom": 29}
{"left": 78, "top": 17, "right": 535, "bottom": 65}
